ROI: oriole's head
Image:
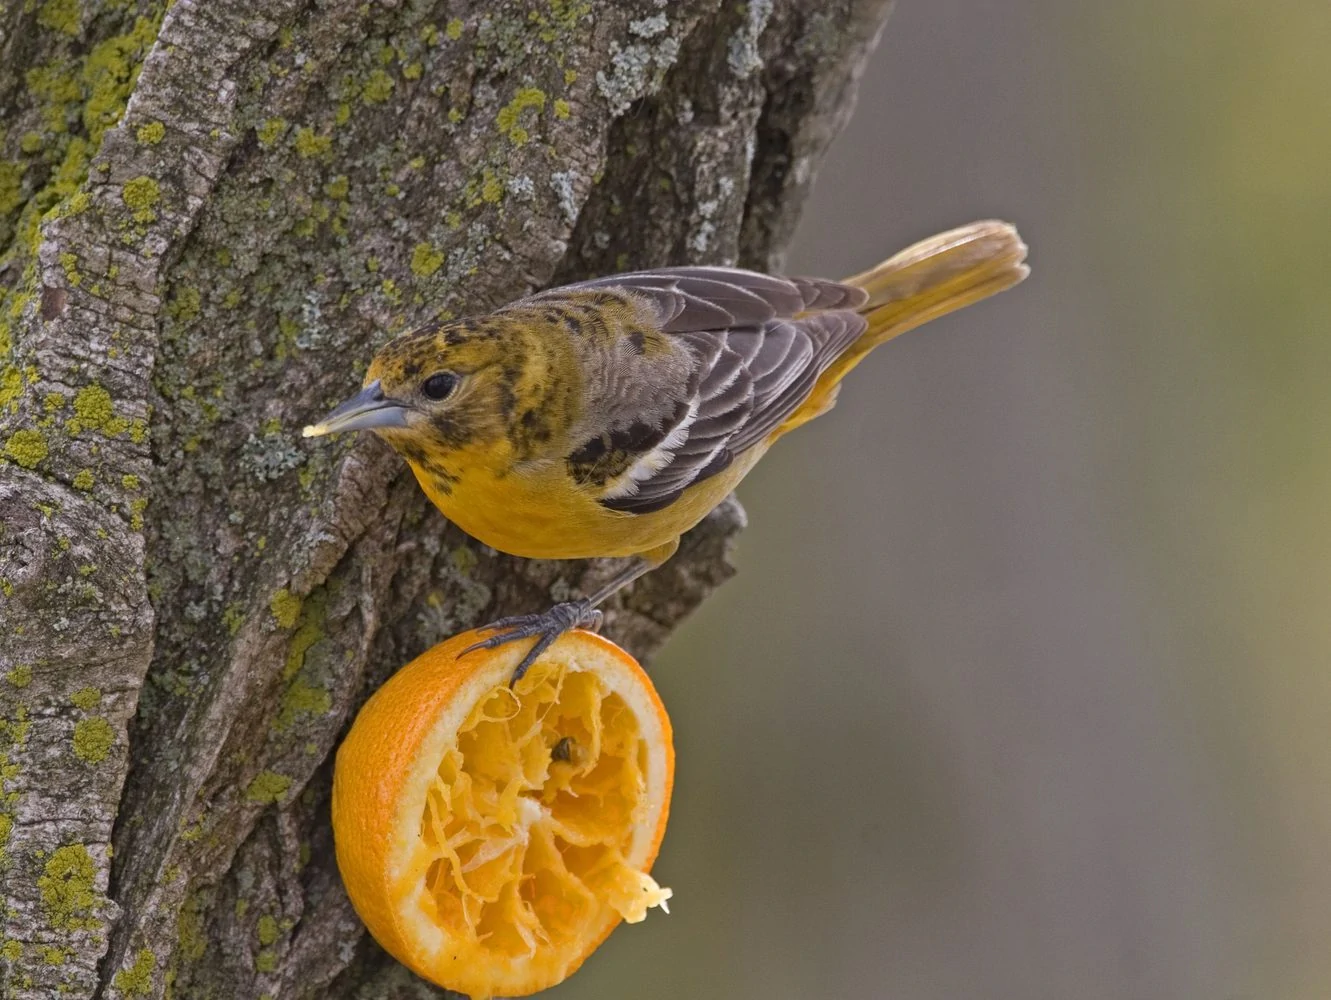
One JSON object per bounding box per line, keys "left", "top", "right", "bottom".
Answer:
{"left": 303, "top": 316, "right": 575, "bottom": 467}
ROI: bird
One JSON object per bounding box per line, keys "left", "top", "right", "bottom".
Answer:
{"left": 304, "top": 220, "right": 1029, "bottom": 680}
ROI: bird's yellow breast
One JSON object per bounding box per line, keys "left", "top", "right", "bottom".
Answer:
{"left": 407, "top": 443, "right": 768, "bottom": 561}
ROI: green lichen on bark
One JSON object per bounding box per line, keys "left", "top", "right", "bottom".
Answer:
{"left": 70, "top": 687, "right": 101, "bottom": 710}
{"left": 268, "top": 588, "right": 302, "bottom": 628}
{"left": 292, "top": 127, "right": 331, "bottom": 159}
{"left": 496, "top": 86, "right": 547, "bottom": 145}
{"left": 244, "top": 771, "right": 291, "bottom": 805}
{"left": 73, "top": 717, "right": 115, "bottom": 763}
{"left": 256, "top": 913, "right": 280, "bottom": 946}
{"left": 37, "top": 845, "right": 99, "bottom": 931}
{"left": 409, "top": 241, "right": 445, "bottom": 277}
{"left": 135, "top": 121, "right": 164, "bottom": 145}
{"left": 67, "top": 383, "right": 128, "bottom": 436}
{"left": 275, "top": 678, "right": 332, "bottom": 731}
{"left": 111, "top": 947, "right": 155, "bottom": 996}
{"left": 120, "top": 175, "right": 160, "bottom": 224}
{"left": 3, "top": 428, "right": 47, "bottom": 468}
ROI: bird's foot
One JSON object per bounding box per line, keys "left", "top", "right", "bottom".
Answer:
{"left": 464, "top": 601, "right": 604, "bottom": 685}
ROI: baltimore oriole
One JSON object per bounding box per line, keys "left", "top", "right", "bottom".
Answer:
{"left": 305, "top": 221, "right": 1029, "bottom": 678}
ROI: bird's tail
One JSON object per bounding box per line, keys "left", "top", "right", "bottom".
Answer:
{"left": 779, "top": 221, "right": 1029, "bottom": 434}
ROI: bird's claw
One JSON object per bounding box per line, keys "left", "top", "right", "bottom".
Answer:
{"left": 464, "top": 601, "right": 603, "bottom": 685}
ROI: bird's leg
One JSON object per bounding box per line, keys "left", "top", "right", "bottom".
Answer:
{"left": 464, "top": 558, "right": 656, "bottom": 684}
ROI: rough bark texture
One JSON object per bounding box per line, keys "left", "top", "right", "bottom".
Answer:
{"left": 0, "top": 0, "right": 891, "bottom": 996}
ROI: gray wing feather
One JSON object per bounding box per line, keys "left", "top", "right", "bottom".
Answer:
{"left": 726, "top": 312, "right": 865, "bottom": 453}
{"left": 789, "top": 275, "right": 869, "bottom": 311}
{"left": 546, "top": 265, "right": 867, "bottom": 332}
{"left": 600, "top": 311, "right": 866, "bottom": 514}
{"left": 541, "top": 266, "right": 869, "bottom": 514}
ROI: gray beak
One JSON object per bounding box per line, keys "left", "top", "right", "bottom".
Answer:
{"left": 302, "top": 380, "right": 411, "bottom": 437}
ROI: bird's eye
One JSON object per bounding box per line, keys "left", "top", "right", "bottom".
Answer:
{"left": 421, "top": 372, "right": 458, "bottom": 401}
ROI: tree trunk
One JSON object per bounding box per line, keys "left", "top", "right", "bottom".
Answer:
{"left": 0, "top": 0, "right": 891, "bottom": 995}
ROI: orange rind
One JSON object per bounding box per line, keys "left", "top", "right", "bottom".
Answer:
{"left": 332, "top": 628, "right": 673, "bottom": 998}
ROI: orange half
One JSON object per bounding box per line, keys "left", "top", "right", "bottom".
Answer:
{"left": 331, "top": 628, "right": 674, "bottom": 998}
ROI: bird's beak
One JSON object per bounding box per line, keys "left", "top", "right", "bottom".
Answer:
{"left": 302, "top": 380, "right": 411, "bottom": 437}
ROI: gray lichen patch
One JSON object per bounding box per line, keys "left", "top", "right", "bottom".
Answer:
{"left": 727, "top": 0, "right": 775, "bottom": 78}
{"left": 596, "top": 36, "right": 684, "bottom": 116}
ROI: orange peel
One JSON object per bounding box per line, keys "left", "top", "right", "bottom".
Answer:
{"left": 332, "top": 628, "right": 674, "bottom": 998}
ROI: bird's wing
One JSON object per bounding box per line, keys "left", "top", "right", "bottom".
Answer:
{"left": 536, "top": 268, "right": 868, "bottom": 514}
{"left": 547, "top": 265, "right": 868, "bottom": 331}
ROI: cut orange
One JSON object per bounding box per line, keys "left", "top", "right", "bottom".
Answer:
{"left": 331, "top": 628, "right": 674, "bottom": 998}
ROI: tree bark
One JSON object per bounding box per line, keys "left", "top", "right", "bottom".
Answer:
{"left": 0, "top": 0, "right": 891, "bottom": 996}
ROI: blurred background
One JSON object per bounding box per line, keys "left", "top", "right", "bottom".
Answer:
{"left": 563, "top": 2, "right": 1331, "bottom": 998}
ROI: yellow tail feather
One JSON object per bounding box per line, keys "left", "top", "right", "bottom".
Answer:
{"left": 778, "top": 220, "right": 1029, "bottom": 435}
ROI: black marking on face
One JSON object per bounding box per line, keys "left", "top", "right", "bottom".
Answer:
{"left": 627, "top": 329, "right": 645, "bottom": 354}
{"left": 430, "top": 468, "right": 458, "bottom": 496}
{"left": 430, "top": 412, "right": 473, "bottom": 450}
{"left": 399, "top": 440, "right": 431, "bottom": 467}
{"left": 521, "top": 408, "right": 550, "bottom": 439}
{"left": 493, "top": 361, "right": 524, "bottom": 424}
{"left": 373, "top": 323, "right": 444, "bottom": 381}
{"left": 510, "top": 405, "right": 554, "bottom": 458}
{"left": 496, "top": 382, "right": 517, "bottom": 422}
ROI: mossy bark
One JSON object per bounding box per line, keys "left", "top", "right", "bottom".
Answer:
{"left": 0, "top": 0, "right": 892, "bottom": 996}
